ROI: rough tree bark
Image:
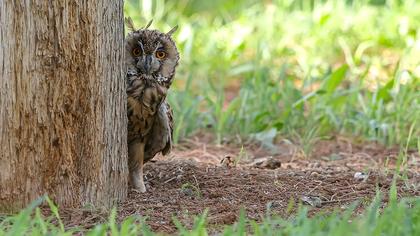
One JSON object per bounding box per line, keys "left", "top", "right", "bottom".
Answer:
{"left": 0, "top": 0, "right": 127, "bottom": 211}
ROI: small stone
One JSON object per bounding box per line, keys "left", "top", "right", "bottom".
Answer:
{"left": 301, "top": 196, "right": 322, "bottom": 207}
{"left": 309, "top": 162, "right": 321, "bottom": 168}
{"left": 250, "top": 156, "right": 281, "bottom": 169}
{"left": 181, "top": 188, "right": 194, "bottom": 196}
{"left": 354, "top": 172, "right": 369, "bottom": 181}
{"left": 310, "top": 171, "right": 320, "bottom": 177}
{"left": 266, "top": 201, "right": 282, "bottom": 209}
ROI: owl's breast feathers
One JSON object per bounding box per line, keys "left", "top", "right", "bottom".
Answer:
{"left": 127, "top": 76, "right": 173, "bottom": 162}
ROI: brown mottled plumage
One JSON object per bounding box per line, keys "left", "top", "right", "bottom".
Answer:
{"left": 125, "top": 18, "right": 179, "bottom": 192}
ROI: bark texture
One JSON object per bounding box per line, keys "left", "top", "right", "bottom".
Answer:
{"left": 0, "top": 0, "right": 127, "bottom": 211}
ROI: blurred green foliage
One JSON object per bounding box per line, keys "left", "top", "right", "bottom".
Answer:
{"left": 125, "top": 0, "right": 420, "bottom": 151}
{"left": 2, "top": 193, "right": 420, "bottom": 235}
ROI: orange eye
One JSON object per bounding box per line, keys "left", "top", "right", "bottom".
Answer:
{"left": 156, "top": 51, "right": 166, "bottom": 59}
{"left": 132, "top": 48, "right": 142, "bottom": 56}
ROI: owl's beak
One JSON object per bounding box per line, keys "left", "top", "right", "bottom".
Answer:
{"left": 144, "top": 55, "right": 152, "bottom": 74}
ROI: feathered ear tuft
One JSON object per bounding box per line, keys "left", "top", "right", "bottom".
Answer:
{"left": 166, "top": 25, "right": 178, "bottom": 36}
{"left": 144, "top": 19, "right": 153, "bottom": 29}
{"left": 125, "top": 17, "right": 136, "bottom": 31}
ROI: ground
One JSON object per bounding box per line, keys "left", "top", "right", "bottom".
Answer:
{"left": 56, "top": 134, "right": 420, "bottom": 234}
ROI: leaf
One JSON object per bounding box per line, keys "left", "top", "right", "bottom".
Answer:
{"left": 250, "top": 128, "right": 280, "bottom": 154}
{"left": 293, "top": 90, "right": 325, "bottom": 108}
{"left": 273, "top": 120, "right": 284, "bottom": 130}
{"left": 376, "top": 77, "right": 395, "bottom": 103}
{"left": 251, "top": 128, "right": 277, "bottom": 145}
{"left": 254, "top": 111, "right": 270, "bottom": 123}
{"left": 322, "top": 65, "right": 348, "bottom": 94}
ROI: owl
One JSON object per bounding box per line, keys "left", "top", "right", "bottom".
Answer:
{"left": 124, "top": 18, "right": 179, "bottom": 192}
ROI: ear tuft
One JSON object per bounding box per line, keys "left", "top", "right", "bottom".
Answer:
{"left": 166, "top": 25, "right": 178, "bottom": 36}
{"left": 125, "top": 17, "right": 136, "bottom": 31}
{"left": 144, "top": 19, "right": 153, "bottom": 29}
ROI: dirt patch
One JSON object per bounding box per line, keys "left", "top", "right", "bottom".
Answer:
{"left": 55, "top": 135, "right": 420, "bottom": 234}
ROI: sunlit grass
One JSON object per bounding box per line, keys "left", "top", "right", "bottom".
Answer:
{"left": 124, "top": 0, "right": 419, "bottom": 151}
{"left": 1, "top": 194, "right": 419, "bottom": 235}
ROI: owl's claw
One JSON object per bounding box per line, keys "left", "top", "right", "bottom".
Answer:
{"left": 131, "top": 172, "right": 147, "bottom": 193}
{"left": 135, "top": 182, "right": 147, "bottom": 193}
{"left": 132, "top": 186, "right": 146, "bottom": 194}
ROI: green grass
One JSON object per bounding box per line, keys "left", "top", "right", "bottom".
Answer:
{"left": 125, "top": 0, "right": 420, "bottom": 150}
{"left": 1, "top": 194, "right": 420, "bottom": 235}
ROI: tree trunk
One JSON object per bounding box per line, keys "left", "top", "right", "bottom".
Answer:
{"left": 0, "top": 0, "right": 127, "bottom": 211}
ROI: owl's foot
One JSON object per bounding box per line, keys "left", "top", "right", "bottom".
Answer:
{"left": 130, "top": 171, "right": 147, "bottom": 193}
{"left": 128, "top": 141, "right": 147, "bottom": 192}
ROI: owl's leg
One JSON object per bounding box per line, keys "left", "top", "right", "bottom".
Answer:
{"left": 128, "top": 141, "right": 147, "bottom": 193}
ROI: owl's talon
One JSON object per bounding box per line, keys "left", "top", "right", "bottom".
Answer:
{"left": 130, "top": 172, "right": 147, "bottom": 193}
{"left": 134, "top": 181, "right": 147, "bottom": 193}
{"left": 132, "top": 186, "right": 146, "bottom": 194}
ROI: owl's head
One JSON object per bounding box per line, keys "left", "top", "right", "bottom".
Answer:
{"left": 125, "top": 19, "right": 179, "bottom": 85}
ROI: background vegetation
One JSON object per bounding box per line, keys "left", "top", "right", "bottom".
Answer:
{"left": 126, "top": 0, "right": 420, "bottom": 151}
{"left": 2, "top": 0, "right": 419, "bottom": 235}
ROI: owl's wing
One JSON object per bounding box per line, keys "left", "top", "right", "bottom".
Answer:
{"left": 161, "top": 101, "right": 173, "bottom": 155}
{"left": 144, "top": 100, "right": 173, "bottom": 162}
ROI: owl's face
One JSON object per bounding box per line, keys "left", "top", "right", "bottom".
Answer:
{"left": 125, "top": 28, "right": 179, "bottom": 84}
